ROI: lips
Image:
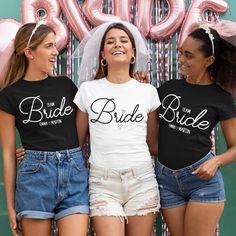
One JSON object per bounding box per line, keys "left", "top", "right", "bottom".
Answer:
{"left": 112, "top": 51, "right": 125, "bottom": 55}
{"left": 180, "top": 64, "right": 189, "bottom": 70}
{"left": 49, "top": 58, "right": 56, "bottom": 63}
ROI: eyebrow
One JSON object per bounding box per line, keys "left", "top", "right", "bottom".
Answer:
{"left": 185, "top": 50, "right": 194, "bottom": 55}
{"left": 105, "top": 36, "right": 129, "bottom": 40}
{"left": 179, "top": 48, "right": 194, "bottom": 55}
{"left": 44, "top": 42, "right": 54, "bottom": 45}
{"left": 43, "top": 42, "right": 56, "bottom": 47}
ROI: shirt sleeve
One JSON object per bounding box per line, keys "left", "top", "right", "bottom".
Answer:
{"left": 149, "top": 85, "right": 161, "bottom": 112}
{"left": 218, "top": 94, "right": 236, "bottom": 121}
{"left": 157, "top": 82, "right": 165, "bottom": 102}
{"left": 68, "top": 77, "right": 78, "bottom": 96}
{"left": 73, "top": 83, "right": 88, "bottom": 113}
{"left": 0, "top": 88, "right": 16, "bottom": 115}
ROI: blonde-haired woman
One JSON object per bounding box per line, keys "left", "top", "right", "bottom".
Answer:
{"left": 0, "top": 23, "right": 89, "bottom": 236}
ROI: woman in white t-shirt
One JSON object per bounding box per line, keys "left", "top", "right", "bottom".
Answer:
{"left": 73, "top": 21, "right": 161, "bottom": 236}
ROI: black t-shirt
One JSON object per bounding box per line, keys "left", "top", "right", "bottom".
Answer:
{"left": 0, "top": 76, "right": 79, "bottom": 151}
{"left": 158, "top": 79, "right": 236, "bottom": 169}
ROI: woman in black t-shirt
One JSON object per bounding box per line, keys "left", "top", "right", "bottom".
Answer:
{"left": 155, "top": 24, "right": 236, "bottom": 236}
{"left": 0, "top": 23, "right": 89, "bottom": 236}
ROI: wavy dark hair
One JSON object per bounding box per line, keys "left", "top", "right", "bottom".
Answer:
{"left": 189, "top": 27, "right": 236, "bottom": 94}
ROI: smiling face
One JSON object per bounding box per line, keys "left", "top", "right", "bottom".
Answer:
{"left": 30, "top": 32, "right": 59, "bottom": 74}
{"left": 101, "top": 28, "right": 135, "bottom": 67}
{"left": 179, "top": 36, "right": 214, "bottom": 79}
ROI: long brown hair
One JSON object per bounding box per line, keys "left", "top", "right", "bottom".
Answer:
{"left": 3, "top": 23, "right": 55, "bottom": 88}
{"left": 94, "top": 22, "right": 136, "bottom": 80}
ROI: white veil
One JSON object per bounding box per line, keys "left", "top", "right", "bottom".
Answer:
{"left": 73, "top": 20, "right": 149, "bottom": 87}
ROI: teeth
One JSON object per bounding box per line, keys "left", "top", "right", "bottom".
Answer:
{"left": 113, "top": 51, "right": 123, "bottom": 55}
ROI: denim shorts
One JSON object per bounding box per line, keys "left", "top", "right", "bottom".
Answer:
{"left": 15, "top": 147, "right": 89, "bottom": 221}
{"left": 89, "top": 162, "right": 160, "bottom": 217}
{"left": 155, "top": 152, "right": 225, "bottom": 209}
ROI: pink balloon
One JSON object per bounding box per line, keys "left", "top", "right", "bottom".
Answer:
{"left": 150, "top": 0, "right": 186, "bottom": 40}
{"left": 113, "top": 0, "right": 131, "bottom": 22}
{"left": 21, "top": 0, "right": 69, "bottom": 51}
{"left": 0, "top": 19, "right": 22, "bottom": 87}
{"left": 82, "top": 0, "right": 120, "bottom": 26}
{"left": 59, "top": 0, "right": 89, "bottom": 41}
{"left": 136, "top": 0, "right": 152, "bottom": 37}
{"left": 178, "top": 0, "right": 228, "bottom": 46}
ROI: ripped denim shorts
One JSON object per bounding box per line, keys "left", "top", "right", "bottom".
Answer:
{"left": 89, "top": 162, "right": 160, "bottom": 218}
{"left": 155, "top": 152, "right": 225, "bottom": 209}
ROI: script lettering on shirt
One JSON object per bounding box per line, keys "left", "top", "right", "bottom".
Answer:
{"left": 90, "top": 98, "right": 144, "bottom": 124}
{"left": 19, "top": 96, "right": 73, "bottom": 124}
{"left": 159, "top": 94, "right": 209, "bottom": 130}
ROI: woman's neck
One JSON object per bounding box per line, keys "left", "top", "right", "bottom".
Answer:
{"left": 24, "top": 71, "right": 48, "bottom": 81}
{"left": 186, "top": 72, "right": 213, "bottom": 85}
{"left": 106, "top": 67, "right": 131, "bottom": 84}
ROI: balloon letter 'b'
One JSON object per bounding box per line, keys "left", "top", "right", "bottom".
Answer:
{"left": 22, "top": 0, "right": 69, "bottom": 51}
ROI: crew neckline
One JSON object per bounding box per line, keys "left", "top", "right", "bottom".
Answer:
{"left": 22, "top": 75, "right": 50, "bottom": 83}
{"left": 103, "top": 77, "right": 135, "bottom": 87}
{"left": 183, "top": 78, "right": 215, "bottom": 87}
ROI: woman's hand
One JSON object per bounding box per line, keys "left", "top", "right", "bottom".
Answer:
{"left": 133, "top": 71, "right": 149, "bottom": 83}
{"left": 192, "top": 156, "right": 220, "bottom": 180}
{"left": 15, "top": 147, "right": 25, "bottom": 161}
{"left": 8, "top": 208, "right": 21, "bottom": 236}
{"left": 193, "top": 118, "right": 236, "bottom": 180}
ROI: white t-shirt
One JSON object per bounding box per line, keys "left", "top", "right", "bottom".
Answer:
{"left": 74, "top": 78, "right": 160, "bottom": 168}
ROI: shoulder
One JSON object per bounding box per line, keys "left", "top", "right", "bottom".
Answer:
{"left": 157, "top": 79, "right": 183, "bottom": 94}
{"left": 130, "top": 81, "right": 159, "bottom": 101}
{"left": 0, "top": 81, "right": 22, "bottom": 113}
{"left": 214, "top": 83, "right": 232, "bottom": 94}
{"left": 212, "top": 84, "right": 235, "bottom": 101}
{"left": 132, "top": 79, "right": 157, "bottom": 90}
{"left": 79, "top": 79, "right": 103, "bottom": 89}
{"left": 159, "top": 79, "right": 182, "bottom": 88}
{"left": 0, "top": 87, "right": 9, "bottom": 98}
{"left": 0, "top": 80, "right": 22, "bottom": 95}
{"left": 142, "top": 83, "right": 158, "bottom": 93}
{"left": 49, "top": 75, "right": 73, "bottom": 84}
{"left": 49, "top": 75, "right": 77, "bottom": 89}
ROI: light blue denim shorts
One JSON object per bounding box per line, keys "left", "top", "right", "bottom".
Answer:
{"left": 155, "top": 152, "right": 226, "bottom": 209}
{"left": 15, "top": 147, "right": 89, "bottom": 221}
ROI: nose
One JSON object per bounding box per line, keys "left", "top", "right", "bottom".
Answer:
{"left": 53, "top": 46, "right": 59, "bottom": 56}
{"left": 114, "top": 41, "right": 121, "bottom": 48}
{"left": 179, "top": 53, "right": 185, "bottom": 63}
